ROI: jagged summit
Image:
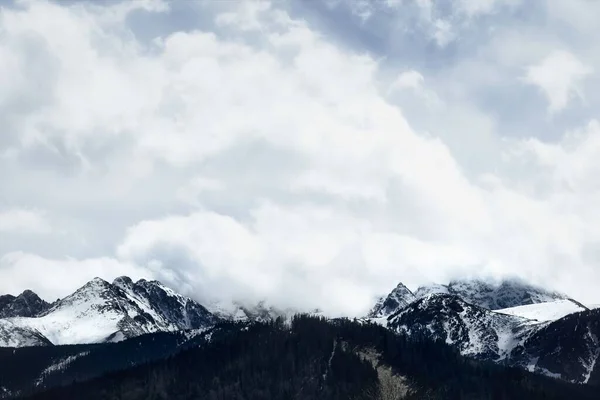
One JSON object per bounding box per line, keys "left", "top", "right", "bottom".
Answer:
{"left": 0, "top": 289, "right": 50, "bottom": 318}
{"left": 368, "top": 282, "right": 416, "bottom": 318}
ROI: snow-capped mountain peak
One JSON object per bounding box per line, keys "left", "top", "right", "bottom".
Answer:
{"left": 0, "top": 277, "right": 216, "bottom": 347}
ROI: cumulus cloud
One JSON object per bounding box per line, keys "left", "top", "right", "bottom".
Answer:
{"left": 524, "top": 50, "right": 593, "bottom": 113}
{"left": 3, "top": 0, "right": 600, "bottom": 315}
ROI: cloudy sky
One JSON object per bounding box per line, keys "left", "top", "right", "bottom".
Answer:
{"left": 2, "top": 0, "right": 600, "bottom": 315}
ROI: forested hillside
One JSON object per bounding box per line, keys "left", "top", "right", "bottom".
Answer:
{"left": 23, "top": 316, "right": 597, "bottom": 400}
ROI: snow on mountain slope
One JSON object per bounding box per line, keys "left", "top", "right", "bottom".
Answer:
{"left": 387, "top": 294, "right": 539, "bottom": 360}
{"left": 415, "top": 278, "right": 570, "bottom": 310}
{"left": 507, "top": 308, "right": 600, "bottom": 384}
{"left": 2, "top": 277, "right": 217, "bottom": 346}
{"left": 0, "top": 319, "right": 51, "bottom": 347}
{"left": 496, "top": 300, "right": 588, "bottom": 322}
{"left": 368, "top": 283, "right": 416, "bottom": 318}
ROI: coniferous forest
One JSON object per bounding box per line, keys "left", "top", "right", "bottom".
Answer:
{"left": 21, "top": 315, "right": 598, "bottom": 400}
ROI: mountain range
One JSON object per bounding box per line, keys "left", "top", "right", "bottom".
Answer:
{"left": 0, "top": 275, "right": 599, "bottom": 398}
{"left": 371, "top": 278, "right": 598, "bottom": 384}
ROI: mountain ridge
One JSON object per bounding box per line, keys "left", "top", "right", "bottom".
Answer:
{"left": 0, "top": 276, "right": 216, "bottom": 346}
{"left": 1, "top": 275, "right": 599, "bottom": 387}
{"left": 0, "top": 291, "right": 50, "bottom": 319}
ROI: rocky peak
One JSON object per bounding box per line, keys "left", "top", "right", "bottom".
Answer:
{"left": 0, "top": 289, "right": 50, "bottom": 318}
{"left": 113, "top": 276, "right": 134, "bottom": 290}
{"left": 368, "top": 282, "right": 416, "bottom": 318}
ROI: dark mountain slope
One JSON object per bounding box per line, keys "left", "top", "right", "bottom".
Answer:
{"left": 0, "top": 291, "right": 50, "bottom": 318}
{"left": 0, "top": 329, "right": 209, "bottom": 398}
{"left": 508, "top": 308, "right": 600, "bottom": 384}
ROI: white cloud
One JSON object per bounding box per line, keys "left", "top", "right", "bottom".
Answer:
{"left": 0, "top": 209, "right": 51, "bottom": 234}
{"left": 524, "top": 50, "right": 593, "bottom": 113}
{"left": 458, "top": 0, "right": 522, "bottom": 17}
{"left": 176, "top": 177, "right": 224, "bottom": 206}
{"left": 215, "top": 1, "right": 270, "bottom": 31}
{"left": 115, "top": 204, "right": 481, "bottom": 315}
{"left": 3, "top": 0, "right": 600, "bottom": 315}
{"left": 432, "top": 19, "right": 455, "bottom": 47}
{"left": 390, "top": 70, "right": 424, "bottom": 92}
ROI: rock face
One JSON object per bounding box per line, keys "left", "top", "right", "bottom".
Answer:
{"left": 368, "top": 283, "right": 416, "bottom": 318}
{"left": 0, "top": 277, "right": 217, "bottom": 347}
{"left": 0, "top": 290, "right": 51, "bottom": 318}
{"left": 387, "top": 294, "right": 534, "bottom": 360}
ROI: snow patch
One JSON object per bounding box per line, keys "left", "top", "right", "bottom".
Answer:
{"left": 496, "top": 300, "right": 585, "bottom": 322}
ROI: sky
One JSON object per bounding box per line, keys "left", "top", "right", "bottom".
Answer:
{"left": 2, "top": 0, "right": 600, "bottom": 316}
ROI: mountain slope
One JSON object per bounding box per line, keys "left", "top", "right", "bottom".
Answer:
{"left": 0, "top": 328, "right": 211, "bottom": 398}
{"left": 0, "top": 320, "right": 51, "bottom": 348}
{"left": 387, "top": 293, "right": 537, "bottom": 360}
{"left": 1, "top": 277, "right": 217, "bottom": 346}
{"left": 508, "top": 308, "right": 600, "bottom": 384}
{"left": 383, "top": 291, "right": 600, "bottom": 384}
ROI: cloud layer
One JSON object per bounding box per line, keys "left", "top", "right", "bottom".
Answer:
{"left": 2, "top": 0, "right": 600, "bottom": 315}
